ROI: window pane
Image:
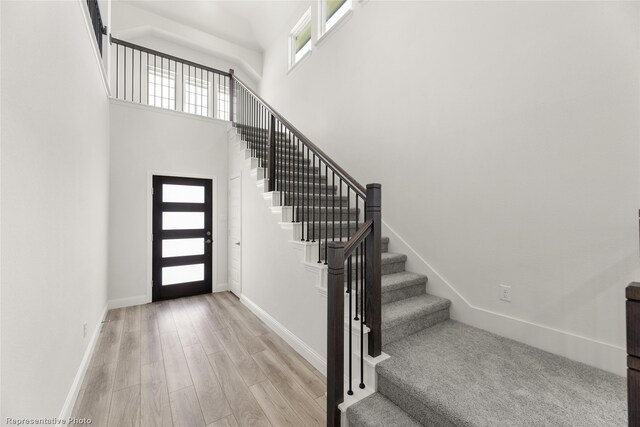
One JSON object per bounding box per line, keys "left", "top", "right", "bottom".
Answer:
{"left": 163, "top": 238, "right": 205, "bottom": 258}
{"left": 148, "top": 66, "right": 176, "bottom": 110}
{"left": 163, "top": 184, "right": 205, "bottom": 203}
{"left": 162, "top": 212, "right": 204, "bottom": 230}
{"left": 162, "top": 264, "right": 204, "bottom": 285}
{"left": 326, "top": 0, "right": 346, "bottom": 21}
{"left": 184, "top": 75, "right": 209, "bottom": 117}
{"left": 295, "top": 22, "right": 312, "bottom": 53}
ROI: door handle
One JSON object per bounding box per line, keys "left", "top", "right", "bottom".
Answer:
{"left": 235, "top": 242, "right": 241, "bottom": 246}
{"left": 206, "top": 239, "right": 212, "bottom": 244}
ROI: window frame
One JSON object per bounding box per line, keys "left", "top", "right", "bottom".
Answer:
{"left": 318, "top": 0, "right": 353, "bottom": 40}
{"left": 288, "top": 8, "right": 312, "bottom": 70}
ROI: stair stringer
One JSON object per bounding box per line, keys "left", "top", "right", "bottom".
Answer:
{"left": 228, "top": 127, "right": 389, "bottom": 424}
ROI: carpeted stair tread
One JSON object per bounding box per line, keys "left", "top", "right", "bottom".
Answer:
{"left": 380, "top": 252, "right": 406, "bottom": 265}
{"left": 382, "top": 272, "right": 427, "bottom": 294}
{"left": 377, "top": 320, "right": 626, "bottom": 427}
{"left": 382, "top": 294, "right": 450, "bottom": 331}
{"left": 347, "top": 393, "right": 421, "bottom": 427}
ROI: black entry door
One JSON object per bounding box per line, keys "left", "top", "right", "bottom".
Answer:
{"left": 152, "top": 175, "right": 213, "bottom": 301}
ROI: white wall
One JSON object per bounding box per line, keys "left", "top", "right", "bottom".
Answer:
{"left": 1, "top": 0, "right": 110, "bottom": 419}
{"left": 108, "top": 100, "right": 229, "bottom": 306}
{"left": 228, "top": 135, "right": 328, "bottom": 374}
{"left": 111, "top": 1, "right": 262, "bottom": 81}
{"left": 259, "top": 1, "right": 640, "bottom": 375}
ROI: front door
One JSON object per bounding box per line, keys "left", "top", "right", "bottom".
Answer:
{"left": 152, "top": 175, "right": 213, "bottom": 301}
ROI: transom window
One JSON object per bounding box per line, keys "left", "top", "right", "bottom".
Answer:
{"left": 148, "top": 66, "right": 175, "bottom": 110}
{"left": 289, "top": 9, "right": 312, "bottom": 68}
{"left": 321, "top": 0, "right": 352, "bottom": 36}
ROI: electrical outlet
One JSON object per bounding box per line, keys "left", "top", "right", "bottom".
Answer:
{"left": 83, "top": 322, "right": 87, "bottom": 338}
{"left": 499, "top": 285, "right": 511, "bottom": 302}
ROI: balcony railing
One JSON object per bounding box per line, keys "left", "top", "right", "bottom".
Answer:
{"left": 110, "top": 37, "right": 233, "bottom": 121}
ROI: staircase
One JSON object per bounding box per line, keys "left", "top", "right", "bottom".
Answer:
{"left": 228, "top": 77, "right": 626, "bottom": 427}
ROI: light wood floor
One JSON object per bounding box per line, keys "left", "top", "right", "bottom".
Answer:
{"left": 72, "top": 292, "right": 327, "bottom": 427}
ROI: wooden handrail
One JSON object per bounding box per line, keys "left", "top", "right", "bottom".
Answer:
{"left": 345, "top": 220, "right": 373, "bottom": 256}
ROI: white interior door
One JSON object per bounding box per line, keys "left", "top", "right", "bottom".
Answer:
{"left": 228, "top": 176, "right": 242, "bottom": 296}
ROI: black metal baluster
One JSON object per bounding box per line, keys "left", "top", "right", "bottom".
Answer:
{"left": 318, "top": 159, "right": 322, "bottom": 262}
{"left": 174, "top": 60, "right": 177, "bottom": 110}
{"left": 348, "top": 254, "right": 354, "bottom": 396}
{"left": 139, "top": 50, "right": 142, "bottom": 103}
{"left": 332, "top": 171, "right": 336, "bottom": 245}
{"left": 363, "top": 208, "right": 367, "bottom": 324}
{"left": 297, "top": 136, "right": 302, "bottom": 228}
{"left": 355, "top": 252, "right": 359, "bottom": 321}
{"left": 293, "top": 131, "right": 296, "bottom": 216}
{"left": 347, "top": 190, "right": 351, "bottom": 242}
{"left": 301, "top": 143, "right": 307, "bottom": 241}
{"left": 355, "top": 194, "right": 359, "bottom": 320}
{"left": 324, "top": 163, "right": 329, "bottom": 264}
{"left": 116, "top": 44, "right": 119, "bottom": 98}
{"left": 146, "top": 52, "right": 149, "bottom": 104}
{"left": 285, "top": 127, "right": 289, "bottom": 207}
{"left": 340, "top": 179, "right": 343, "bottom": 241}
{"left": 153, "top": 54, "right": 156, "bottom": 104}
{"left": 360, "top": 239, "right": 365, "bottom": 389}
{"left": 306, "top": 147, "right": 310, "bottom": 242}
{"left": 124, "top": 46, "right": 127, "bottom": 101}
{"left": 312, "top": 154, "right": 316, "bottom": 243}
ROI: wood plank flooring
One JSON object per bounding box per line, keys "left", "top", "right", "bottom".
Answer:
{"left": 72, "top": 292, "right": 327, "bottom": 427}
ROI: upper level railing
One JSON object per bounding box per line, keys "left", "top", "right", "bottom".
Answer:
{"left": 231, "top": 73, "right": 382, "bottom": 427}
{"left": 110, "top": 37, "right": 233, "bottom": 121}
{"left": 86, "top": 0, "right": 106, "bottom": 55}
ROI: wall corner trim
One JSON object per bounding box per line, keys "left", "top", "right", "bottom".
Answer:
{"left": 239, "top": 294, "right": 327, "bottom": 376}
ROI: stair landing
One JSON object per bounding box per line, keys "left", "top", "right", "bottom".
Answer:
{"left": 367, "top": 320, "right": 626, "bottom": 427}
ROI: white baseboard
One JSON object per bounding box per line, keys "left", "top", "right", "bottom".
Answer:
{"left": 107, "top": 294, "right": 149, "bottom": 309}
{"left": 382, "top": 220, "right": 627, "bottom": 376}
{"left": 240, "top": 294, "right": 327, "bottom": 376}
{"left": 58, "top": 304, "right": 108, "bottom": 420}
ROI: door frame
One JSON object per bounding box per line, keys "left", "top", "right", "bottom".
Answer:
{"left": 228, "top": 174, "right": 242, "bottom": 297}
{"left": 146, "top": 171, "right": 218, "bottom": 303}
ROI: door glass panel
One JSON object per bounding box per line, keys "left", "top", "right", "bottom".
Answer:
{"left": 163, "top": 238, "right": 205, "bottom": 258}
{"left": 163, "top": 184, "right": 205, "bottom": 203}
{"left": 162, "top": 264, "right": 204, "bottom": 285}
{"left": 162, "top": 212, "right": 204, "bottom": 230}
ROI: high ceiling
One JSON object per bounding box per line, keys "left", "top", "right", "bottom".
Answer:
{"left": 119, "top": 0, "right": 311, "bottom": 52}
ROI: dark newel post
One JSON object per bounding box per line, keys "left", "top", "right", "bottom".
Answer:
{"left": 327, "top": 241, "right": 345, "bottom": 427}
{"left": 365, "top": 183, "right": 382, "bottom": 357}
{"left": 628, "top": 283, "right": 640, "bottom": 426}
{"left": 268, "top": 114, "right": 276, "bottom": 192}
{"left": 228, "top": 69, "right": 235, "bottom": 123}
